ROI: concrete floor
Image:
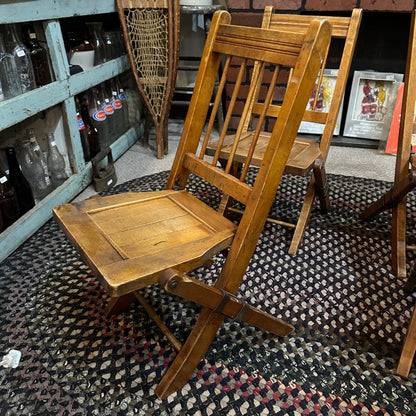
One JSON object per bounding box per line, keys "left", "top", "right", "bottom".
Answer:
{"left": 75, "top": 119, "right": 397, "bottom": 201}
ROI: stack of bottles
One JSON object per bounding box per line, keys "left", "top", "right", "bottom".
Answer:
{"left": 77, "top": 76, "right": 130, "bottom": 161}
{"left": 0, "top": 23, "right": 54, "bottom": 102}
{"left": 0, "top": 128, "right": 69, "bottom": 233}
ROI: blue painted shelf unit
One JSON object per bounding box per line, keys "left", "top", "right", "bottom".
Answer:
{"left": 0, "top": 0, "right": 142, "bottom": 261}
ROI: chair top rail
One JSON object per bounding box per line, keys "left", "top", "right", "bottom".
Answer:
{"left": 213, "top": 24, "right": 309, "bottom": 68}
{"left": 268, "top": 8, "right": 362, "bottom": 38}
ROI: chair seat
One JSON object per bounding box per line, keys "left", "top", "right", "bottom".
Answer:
{"left": 207, "top": 132, "right": 321, "bottom": 176}
{"left": 53, "top": 190, "right": 237, "bottom": 297}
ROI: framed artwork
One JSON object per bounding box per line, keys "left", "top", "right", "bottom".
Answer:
{"left": 298, "top": 69, "right": 344, "bottom": 135}
{"left": 343, "top": 70, "right": 403, "bottom": 141}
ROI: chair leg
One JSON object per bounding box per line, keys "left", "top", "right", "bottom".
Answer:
{"left": 360, "top": 170, "right": 416, "bottom": 221}
{"left": 313, "top": 159, "right": 330, "bottom": 214}
{"left": 396, "top": 304, "right": 416, "bottom": 377}
{"left": 392, "top": 200, "right": 408, "bottom": 278}
{"left": 155, "top": 268, "right": 294, "bottom": 398}
{"left": 133, "top": 291, "right": 182, "bottom": 352}
{"left": 104, "top": 293, "right": 136, "bottom": 317}
{"left": 288, "top": 178, "right": 316, "bottom": 255}
{"left": 404, "top": 262, "right": 416, "bottom": 293}
{"left": 155, "top": 307, "right": 225, "bottom": 398}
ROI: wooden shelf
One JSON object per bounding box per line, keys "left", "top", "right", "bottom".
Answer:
{"left": 0, "top": 0, "right": 142, "bottom": 262}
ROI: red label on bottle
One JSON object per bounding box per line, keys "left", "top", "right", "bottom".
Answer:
{"left": 77, "top": 115, "right": 86, "bottom": 130}
{"left": 93, "top": 110, "right": 106, "bottom": 121}
{"left": 112, "top": 99, "right": 122, "bottom": 109}
{"left": 103, "top": 105, "right": 114, "bottom": 115}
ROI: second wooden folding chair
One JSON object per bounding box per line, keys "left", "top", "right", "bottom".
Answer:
{"left": 206, "top": 8, "right": 362, "bottom": 254}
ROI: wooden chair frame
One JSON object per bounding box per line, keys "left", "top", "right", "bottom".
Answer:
{"left": 206, "top": 8, "right": 362, "bottom": 254}
{"left": 53, "top": 11, "right": 332, "bottom": 398}
{"left": 361, "top": 10, "right": 416, "bottom": 378}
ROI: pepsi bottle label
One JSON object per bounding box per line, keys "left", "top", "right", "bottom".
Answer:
{"left": 93, "top": 110, "right": 106, "bottom": 121}
{"left": 103, "top": 104, "right": 114, "bottom": 115}
{"left": 111, "top": 99, "right": 122, "bottom": 110}
{"left": 77, "top": 115, "right": 86, "bottom": 130}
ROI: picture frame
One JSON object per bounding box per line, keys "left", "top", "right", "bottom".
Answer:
{"left": 343, "top": 70, "right": 403, "bottom": 141}
{"left": 298, "top": 69, "right": 343, "bottom": 135}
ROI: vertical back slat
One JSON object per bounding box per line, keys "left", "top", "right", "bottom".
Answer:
{"left": 213, "top": 59, "right": 247, "bottom": 169}
{"left": 240, "top": 65, "right": 280, "bottom": 181}
{"left": 199, "top": 56, "right": 231, "bottom": 159}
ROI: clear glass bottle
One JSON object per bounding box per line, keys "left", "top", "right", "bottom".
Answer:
{"left": 0, "top": 166, "right": 19, "bottom": 230}
{"left": 18, "top": 129, "right": 53, "bottom": 201}
{"left": 102, "top": 31, "right": 118, "bottom": 61}
{"left": 5, "top": 146, "right": 35, "bottom": 214}
{"left": 46, "top": 132, "right": 69, "bottom": 188}
{"left": 26, "top": 128, "right": 53, "bottom": 190}
{"left": 86, "top": 22, "right": 107, "bottom": 66}
{"left": 22, "top": 23, "right": 54, "bottom": 87}
{"left": 0, "top": 33, "right": 22, "bottom": 101}
{"left": 4, "top": 23, "right": 37, "bottom": 93}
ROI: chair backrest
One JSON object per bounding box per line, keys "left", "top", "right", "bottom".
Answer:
{"left": 166, "top": 10, "right": 332, "bottom": 288}
{"left": 242, "top": 8, "right": 362, "bottom": 162}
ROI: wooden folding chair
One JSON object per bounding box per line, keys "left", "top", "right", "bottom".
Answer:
{"left": 53, "top": 11, "right": 332, "bottom": 398}
{"left": 361, "top": 11, "right": 416, "bottom": 378}
{"left": 206, "top": 8, "right": 362, "bottom": 254}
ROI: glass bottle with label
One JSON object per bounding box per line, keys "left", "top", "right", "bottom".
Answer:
{"left": 87, "top": 87, "right": 110, "bottom": 149}
{"left": 0, "top": 33, "right": 22, "bottom": 101}
{"left": 0, "top": 167, "right": 19, "bottom": 230}
{"left": 108, "top": 78, "right": 125, "bottom": 135}
{"left": 46, "top": 132, "right": 69, "bottom": 188}
{"left": 22, "top": 23, "right": 54, "bottom": 87}
{"left": 116, "top": 77, "right": 130, "bottom": 131}
{"left": 99, "top": 83, "right": 116, "bottom": 144}
{"left": 5, "top": 146, "right": 35, "bottom": 214}
{"left": 3, "top": 23, "right": 37, "bottom": 93}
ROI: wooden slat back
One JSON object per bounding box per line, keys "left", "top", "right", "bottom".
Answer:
{"left": 213, "top": 24, "right": 307, "bottom": 68}
{"left": 268, "top": 13, "right": 352, "bottom": 38}
{"left": 166, "top": 9, "right": 332, "bottom": 222}
{"left": 243, "top": 8, "right": 362, "bottom": 161}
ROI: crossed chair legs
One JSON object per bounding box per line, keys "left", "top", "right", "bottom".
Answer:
{"left": 104, "top": 268, "right": 294, "bottom": 398}
{"left": 217, "top": 157, "right": 331, "bottom": 255}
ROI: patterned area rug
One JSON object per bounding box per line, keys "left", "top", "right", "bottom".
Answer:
{"left": 1, "top": 170, "right": 415, "bottom": 415}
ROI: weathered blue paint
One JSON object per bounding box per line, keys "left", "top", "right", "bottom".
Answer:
{"left": 0, "top": 0, "right": 142, "bottom": 261}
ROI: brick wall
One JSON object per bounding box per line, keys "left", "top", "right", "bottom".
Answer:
{"left": 227, "top": 0, "right": 415, "bottom": 13}
{"left": 222, "top": 0, "right": 413, "bottom": 131}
